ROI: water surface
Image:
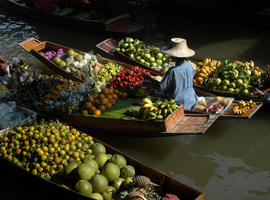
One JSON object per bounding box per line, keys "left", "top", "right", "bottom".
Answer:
{"left": 1, "top": 6, "right": 270, "bottom": 200}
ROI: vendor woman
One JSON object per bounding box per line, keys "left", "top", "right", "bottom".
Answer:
{"left": 157, "top": 38, "right": 198, "bottom": 110}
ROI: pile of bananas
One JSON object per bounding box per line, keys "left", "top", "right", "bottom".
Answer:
{"left": 232, "top": 100, "right": 256, "bottom": 115}
{"left": 95, "top": 62, "right": 123, "bottom": 86}
{"left": 193, "top": 58, "right": 221, "bottom": 85}
{"left": 139, "top": 97, "right": 179, "bottom": 120}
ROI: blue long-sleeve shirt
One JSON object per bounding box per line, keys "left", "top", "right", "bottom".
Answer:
{"left": 159, "top": 60, "right": 198, "bottom": 110}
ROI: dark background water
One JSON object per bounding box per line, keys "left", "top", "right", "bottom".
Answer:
{"left": 1, "top": 4, "right": 270, "bottom": 200}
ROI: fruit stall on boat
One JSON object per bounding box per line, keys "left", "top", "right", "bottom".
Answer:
{"left": 11, "top": 38, "right": 218, "bottom": 135}
{"left": 0, "top": 116, "right": 205, "bottom": 200}
{"left": 0, "top": 0, "right": 144, "bottom": 33}
{"left": 97, "top": 37, "right": 269, "bottom": 116}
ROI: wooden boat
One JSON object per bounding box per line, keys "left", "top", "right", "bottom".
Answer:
{"left": 0, "top": 125, "right": 205, "bottom": 200}
{"left": 19, "top": 38, "right": 138, "bottom": 83}
{"left": 97, "top": 38, "right": 270, "bottom": 105}
{"left": 20, "top": 104, "right": 218, "bottom": 136}
{"left": 0, "top": 0, "right": 144, "bottom": 33}
{"left": 221, "top": 101, "right": 263, "bottom": 119}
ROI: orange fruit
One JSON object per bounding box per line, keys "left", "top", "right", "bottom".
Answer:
{"left": 94, "top": 109, "right": 101, "bottom": 116}
{"left": 84, "top": 102, "right": 92, "bottom": 110}
{"left": 98, "top": 105, "right": 106, "bottom": 112}
{"left": 99, "top": 94, "right": 105, "bottom": 100}
{"left": 101, "top": 98, "right": 109, "bottom": 105}
{"left": 107, "top": 95, "right": 113, "bottom": 101}
{"left": 108, "top": 88, "right": 114, "bottom": 95}
{"left": 121, "top": 92, "right": 127, "bottom": 99}
{"left": 112, "top": 94, "right": 118, "bottom": 100}
{"left": 88, "top": 96, "right": 95, "bottom": 103}
{"left": 110, "top": 99, "right": 116, "bottom": 105}
{"left": 102, "top": 88, "right": 109, "bottom": 96}
{"left": 94, "top": 99, "right": 100, "bottom": 105}
{"left": 89, "top": 106, "right": 96, "bottom": 113}
{"left": 105, "top": 103, "right": 112, "bottom": 109}
{"left": 81, "top": 110, "right": 88, "bottom": 116}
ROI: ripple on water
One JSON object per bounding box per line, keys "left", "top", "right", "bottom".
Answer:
{"left": 0, "top": 13, "right": 40, "bottom": 66}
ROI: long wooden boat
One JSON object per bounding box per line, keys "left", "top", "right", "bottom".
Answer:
{"left": 19, "top": 38, "right": 138, "bottom": 83}
{"left": 0, "top": 0, "right": 144, "bottom": 33}
{"left": 20, "top": 104, "right": 218, "bottom": 136}
{"left": 0, "top": 125, "right": 205, "bottom": 200}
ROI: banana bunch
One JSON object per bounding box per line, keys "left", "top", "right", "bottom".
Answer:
{"left": 96, "top": 62, "right": 123, "bottom": 84}
{"left": 232, "top": 100, "right": 256, "bottom": 115}
{"left": 140, "top": 97, "right": 179, "bottom": 120}
{"left": 193, "top": 58, "right": 221, "bottom": 85}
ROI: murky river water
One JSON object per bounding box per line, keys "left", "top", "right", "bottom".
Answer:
{"left": 1, "top": 6, "right": 270, "bottom": 200}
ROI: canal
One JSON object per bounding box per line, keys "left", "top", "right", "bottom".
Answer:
{"left": 1, "top": 6, "right": 270, "bottom": 200}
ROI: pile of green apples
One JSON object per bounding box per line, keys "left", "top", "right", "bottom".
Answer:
{"left": 53, "top": 49, "right": 95, "bottom": 79}
{"left": 115, "top": 37, "right": 172, "bottom": 73}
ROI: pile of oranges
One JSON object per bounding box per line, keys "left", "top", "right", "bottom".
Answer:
{"left": 81, "top": 87, "right": 127, "bottom": 116}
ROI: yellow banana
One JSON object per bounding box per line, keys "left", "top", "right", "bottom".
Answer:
{"left": 143, "top": 103, "right": 152, "bottom": 108}
{"left": 143, "top": 98, "right": 152, "bottom": 104}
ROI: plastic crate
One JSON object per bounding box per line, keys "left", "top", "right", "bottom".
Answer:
{"left": 0, "top": 105, "right": 37, "bottom": 135}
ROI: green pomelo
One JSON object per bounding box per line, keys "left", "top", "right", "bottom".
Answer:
{"left": 75, "top": 180, "right": 93, "bottom": 196}
{"left": 95, "top": 153, "right": 109, "bottom": 168}
{"left": 102, "top": 162, "right": 120, "bottom": 182}
{"left": 91, "top": 143, "right": 106, "bottom": 156}
{"left": 90, "top": 174, "right": 108, "bottom": 193}
{"left": 110, "top": 154, "right": 127, "bottom": 169}
{"left": 77, "top": 163, "right": 95, "bottom": 180}
{"left": 83, "top": 158, "right": 99, "bottom": 172}
{"left": 120, "top": 165, "right": 135, "bottom": 179}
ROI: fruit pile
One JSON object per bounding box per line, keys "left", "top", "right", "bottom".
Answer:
{"left": 193, "top": 58, "right": 221, "bottom": 85}
{"left": 39, "top": 80, "right": 95, "bottom": 114}
{"left": 115, "top": 37, "right": 172, "bottom": 73}
{"left": 13, "top": 75, "right": 67, "bottom": 105}
{"left": 0, "top": 120, "right": 181, "bottom": 200}
{"left": 62, "top": 143, "right": 138, "bottom": 200}
{"left": 0, "top": 120, "right": 94, "bottom": 179}
{"left": 109, "top": 66, "right": 151, "bottom": 90}
{"left": 46, "top": 49, "right": 96, "bottom": 80}
{"left": 232, "top": 100, "right": 256, "bottom": 115}
{"left": 94, "top": 62, "right": 123, "bottom": 87}
{"left": 205, "top": 60, "right": 264, "bottom": 96}
{"left": 81, "top": 87, "right": 127, "bottom": 116}
{"left": 139, "top": 97, "right": 179, "bottom": 120}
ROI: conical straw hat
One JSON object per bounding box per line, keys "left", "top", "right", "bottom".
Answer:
{"left": 162, "top": 38, "right": 195, "bottom": 58}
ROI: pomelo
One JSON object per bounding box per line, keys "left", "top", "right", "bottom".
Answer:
{"left": 110, "top": 154, "right": 126, "bottom": 169}
{"left": 91, "top": 143, "right": 106, "bottom": 156}
{"left": 90, "top": 174, "right": 108, "bottom": 193}
{"left": 120, "top": 165, "right": 135, "bottom": 179}
{"left": 102, "top": 162, "right": 120, "bottom": 182}
{"left": 77, "top": 163, "right": 95, "bottom": 180}
{"left": 75, "top": 180, "right": 93, "bottom": 196}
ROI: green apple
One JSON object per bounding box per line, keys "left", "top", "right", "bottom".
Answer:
{"left": 59, "top": 60, "right": 67, "bottom": 68}
{"left": 53, "top": 57, "right": 61, "bottom": 64}
{"left": 74, "top": 54, "right": 83, "bottom": 62}
{"left": 67, "top": 49, "right": 76, "bottom": 57}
